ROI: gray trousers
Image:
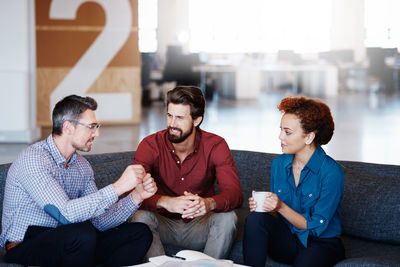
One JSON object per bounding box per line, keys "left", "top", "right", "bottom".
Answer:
{"left": 128, "top": 210, "right": 238, "bottom": 259}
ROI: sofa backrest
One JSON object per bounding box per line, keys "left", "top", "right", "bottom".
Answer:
{"left": 85, "top": 151, "right": 135, "bottom": 189}
{"left": 231, "top": 150, "right": 277, "bottom": 208}
{"left": 338, "top": 160, "right": 400, "bottom": 245}
{"left": 340, "top": 165, "right": 400, "bottom": 245}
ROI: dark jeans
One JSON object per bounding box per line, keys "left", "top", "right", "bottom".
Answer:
{"left": 243, "top": 212, "right": 345, "bottom": 267}
{"left": 5, "top": 221, "right": 152, "bottom": 267}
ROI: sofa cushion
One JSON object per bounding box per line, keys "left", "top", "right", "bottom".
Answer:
{"left": 342, "top": 167, "right": 400, "bottom": 244}
{"left": 336, "top": 235, "right": 400, "bottom": 266}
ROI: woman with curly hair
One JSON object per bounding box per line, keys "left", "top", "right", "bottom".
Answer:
{"left": 243, "top": 96, "right": 345, "bottom": 267}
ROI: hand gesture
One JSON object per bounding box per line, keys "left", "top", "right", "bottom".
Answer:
{"left": 157, "top": 193, "right": 198, "bottom": 214}
{"left": 180, "top": 191, "right": 216, "bottom": 219}
{"left": 131, "top": 173, "right": 157, "bottom": 203}
{"left": 113, "top": 165, "right": 145, "bottom": 196}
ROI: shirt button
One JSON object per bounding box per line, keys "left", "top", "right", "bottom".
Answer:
{"left": 320, "top": 220, "right": 324, "bottom": 224}
{"left": 172, "top": 150, "right": 175, "bottom": 153}
{"left": 177, "top": 160, "right": 180, "bottom": 164}
{"left": 181, "top": 177, "right": 184, "bottom": 181}
{"left": 309, "top": 193, "right": 312, "bottom": 197}
{"left": 278, "top": 189, "right": 281, "bottom": 193}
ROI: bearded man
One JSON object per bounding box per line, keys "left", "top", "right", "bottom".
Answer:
{"left": 129, "top": 86, "right": 243, "bottom": 259}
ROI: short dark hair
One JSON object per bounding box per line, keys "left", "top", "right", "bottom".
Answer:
{"left": 278, "top": 96, "right": 334, "bottom": 146}
{"left": 166, "top": 86, "right": 205, "bottom": 127}
{"left": 52, "top": 95, "right": 97, "bottom": 135}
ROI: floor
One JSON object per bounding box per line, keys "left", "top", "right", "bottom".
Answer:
{"left": 1, "top": 91, "right": 399, "bottom": 166}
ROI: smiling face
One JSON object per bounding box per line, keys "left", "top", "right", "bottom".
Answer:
{"left": 167, "top": 103, "right": 201, "bottom": 143}
{"left": 71, "top": 109, "right": 100, "bottom": 152}
{"left": 279, "top": 113, "right": 314, "bottom": 155}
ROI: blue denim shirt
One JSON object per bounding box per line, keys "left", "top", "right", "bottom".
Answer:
{"left": 271, "top": 147, "right": 344, "bottom": 247}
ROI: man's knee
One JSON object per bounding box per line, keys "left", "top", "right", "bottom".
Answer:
{"left": 210, "top": 211, "right": 238, "bottom": 233}
{"left": 57, "top": 222, "right": 97, "bottom": 265}
{"left": 129, "top": 210, "right": 158, "bottom": 229}
{"left": 64, "top": 222, "right": 97, "bottom": 249}
{"left": 125, "top": 222, "right": 153, "bottom": 246}
{"left": 211, "top": 211, "right": 237, "bottom": 224}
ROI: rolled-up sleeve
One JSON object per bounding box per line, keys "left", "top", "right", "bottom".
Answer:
{"left": 292, "top": 163, "right": 344, "bottom": 246}
{"left": 307, "top": 164, "right": 343, "bottom": 234}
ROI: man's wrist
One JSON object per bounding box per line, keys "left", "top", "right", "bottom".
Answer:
{"left": 206, "top": 197, "right": 217, "bottom": 211}
{"left": 112, "top": 182, "right": 124, "bottom": 196}
{"left": 130, "top": 191, "right": 144, "bottom": 206}
{"left": 156, "top": 195, "right": 169, "bottom": 209}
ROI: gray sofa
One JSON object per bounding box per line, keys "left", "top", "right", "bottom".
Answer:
{"left": 0, "top": 150, "right": 400, "bottom": 266}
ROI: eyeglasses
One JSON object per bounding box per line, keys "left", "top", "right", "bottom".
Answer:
{"left": 69, "top": 120, "right": 101, "bottom": 132}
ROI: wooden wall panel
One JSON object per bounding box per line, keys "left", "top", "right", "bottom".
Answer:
{"left": 36, "top": 0, "right": 141, "bottom": 126}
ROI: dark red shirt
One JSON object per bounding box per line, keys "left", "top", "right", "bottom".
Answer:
{"left": 133, "top": 129, "right": 243, "bottom": 219}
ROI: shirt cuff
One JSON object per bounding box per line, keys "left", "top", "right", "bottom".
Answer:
{"left": 102, "top": 184, "right": 119, "bottom": 205}
{"left": 211, "top": 195, "right": 226, "bottom": 212}
{"left": 122, "top": 193, "right": 141, "bottom": 214}
{"left": 142, "top": 194, "right": 162, "bottom": 211}
{"left": 296, "top": 229, "right": 309, "bottom": 247}
{"left": 292, "top": 213, "right": 311, "bottom": 247}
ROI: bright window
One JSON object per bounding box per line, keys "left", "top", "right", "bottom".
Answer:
{"left": 188, "top": 0, "right": 332, "bottom": 53}
{"left": 138, "top": 0, "right": 158, "bottom": 52}
{"left": 365, "top": 0, "right": 400, "bottom": 48}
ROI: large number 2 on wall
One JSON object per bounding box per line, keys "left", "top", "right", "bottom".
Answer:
{"left": 49, "top": 0, "right": 133, "bottom": 121}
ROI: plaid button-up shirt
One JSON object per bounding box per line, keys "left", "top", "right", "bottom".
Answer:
{"left": 0, "top": 135, "right": 139, "bottom": 248}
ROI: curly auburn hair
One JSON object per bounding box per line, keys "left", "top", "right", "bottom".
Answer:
{"left": 278, "top": 96, "right": 334, "bottom": 146}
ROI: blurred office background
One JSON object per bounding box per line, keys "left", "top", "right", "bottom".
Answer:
{"left": 0, "top": 0, "right": 399, "bottom": 165}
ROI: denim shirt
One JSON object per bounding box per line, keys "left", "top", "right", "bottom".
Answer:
{"left": 271, "top": 147, "right": 344, "bottom": 247}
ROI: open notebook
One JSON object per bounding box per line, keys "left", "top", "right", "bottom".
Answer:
{"left": 149, "top": 250, "right": 233, "bottom": 266}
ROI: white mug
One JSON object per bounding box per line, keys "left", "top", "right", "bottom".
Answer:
{"left": 252, "top": 191, "right": 270, "bottom": 212}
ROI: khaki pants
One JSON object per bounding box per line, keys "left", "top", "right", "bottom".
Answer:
{"left": 128, "top": 210, "right": 237, "bottom": 259}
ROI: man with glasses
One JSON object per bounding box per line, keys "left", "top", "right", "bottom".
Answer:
{"left": 0, "top": 95, "right": 157, "bottom": 266}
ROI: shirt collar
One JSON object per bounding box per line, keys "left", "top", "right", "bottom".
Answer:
{"left": 165, "top": 130, "right": 175, "bottom": 152}
{"left": 46, "top": 135, "right": 77, "bottom": 166}
{"left": 283, "top": 154, "right": 295, "bottom": 170}
{"left": 304, "top": 146, "right": 326, "bottom": 174}
{"left": 164, "top": 128, "right": 202, "bottom": 154}
{"left": 282, "top": 146, "right": 326, "bottom": 174}
{"left": 193, "top": 129, "right": 201, "bottom": 153}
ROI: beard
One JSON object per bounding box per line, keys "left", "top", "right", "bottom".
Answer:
{"left": 167, "top": 125, "right": 194, "bottom": 143}
{"left": 73, "top": 138, "right": 94, "bottom": 152}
